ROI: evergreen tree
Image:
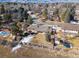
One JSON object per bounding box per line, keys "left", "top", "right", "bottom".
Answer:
{"left": 23, "top": 10, "right": 29, "bottom": 21}
{"left": 64, "top": 8, "right": 71, "bottom": 23}
{"left": 42, "top": 8, "right": 48, "bottom": 19}
{"left": 0, "top": 5, "right": 5, "bottom": 14}
{"left": 18, "top": 7, "right": 24, "bottom": 22}
{"left": 27, "top": 15, "right": 33, "bottom": 25}
{"left": 61, "top": 5, "right": 75, "bottom": 23}
{"left": 53, "top": 8, "right": 61, "bottom": 22}
{"left": 70, "top": 6, "right": 75, "bottom": 21}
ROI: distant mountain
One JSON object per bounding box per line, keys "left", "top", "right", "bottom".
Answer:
{"left": 0, "top": 0, "right": 79, "bottom": 3}
{"left": 0, "top": 0, "right": 53, "bottom": 3}
{"left": 0, "top": 0, "right": 26, "bottom": 3}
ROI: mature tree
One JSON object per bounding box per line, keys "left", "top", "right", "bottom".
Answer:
{"left": 13, "top": 9, "right": 18, "bottom": 13}
{"left": 70, "top": 6, "right": 75, "bottom": 21}
{"left": 18, "top": 7, "right": 24, "bottom": 22}
{"left": 53, "top": 8, "right": 61, "bottom": 22}
{"left": 26, "top": 14, "right": 33, "bottom": 25}
{"left": 3, "top": 13, "right": 12, "bottom": 22}
{"left": 0, "top": 16, "right": 2, "bottom": 26}
{"left": 42, "top": 8, "right": 48, "bottom": 19}
{"left": 61, "top": 5, "right": 75, "bottom": 23}
{"left": 64, "top": 8, "right": 70, "bottom": 23}
{"left": 0, "top": 5, "right": 5, "bottom": 14}
{"left": 23, "top": 9, "right": 29, "bottom": 21}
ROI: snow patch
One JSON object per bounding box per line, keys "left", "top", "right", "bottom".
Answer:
{"left": 11, "top": 35, "right": 34, "bottom": 52}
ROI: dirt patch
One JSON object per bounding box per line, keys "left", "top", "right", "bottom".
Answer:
{"left": 32, "top": 33, "right": 52, "bottom": 46}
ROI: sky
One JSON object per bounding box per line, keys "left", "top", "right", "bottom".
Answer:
{"left": 0, "top": 0, "right": 79, "bottom": 3}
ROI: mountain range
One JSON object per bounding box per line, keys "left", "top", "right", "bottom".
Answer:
{"left": 0, "top": 0, "right": 79, "bottom": 3}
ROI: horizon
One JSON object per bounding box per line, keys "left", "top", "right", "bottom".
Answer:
{"left": 0, "top": 0, "right": 79, "bottom": 3}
